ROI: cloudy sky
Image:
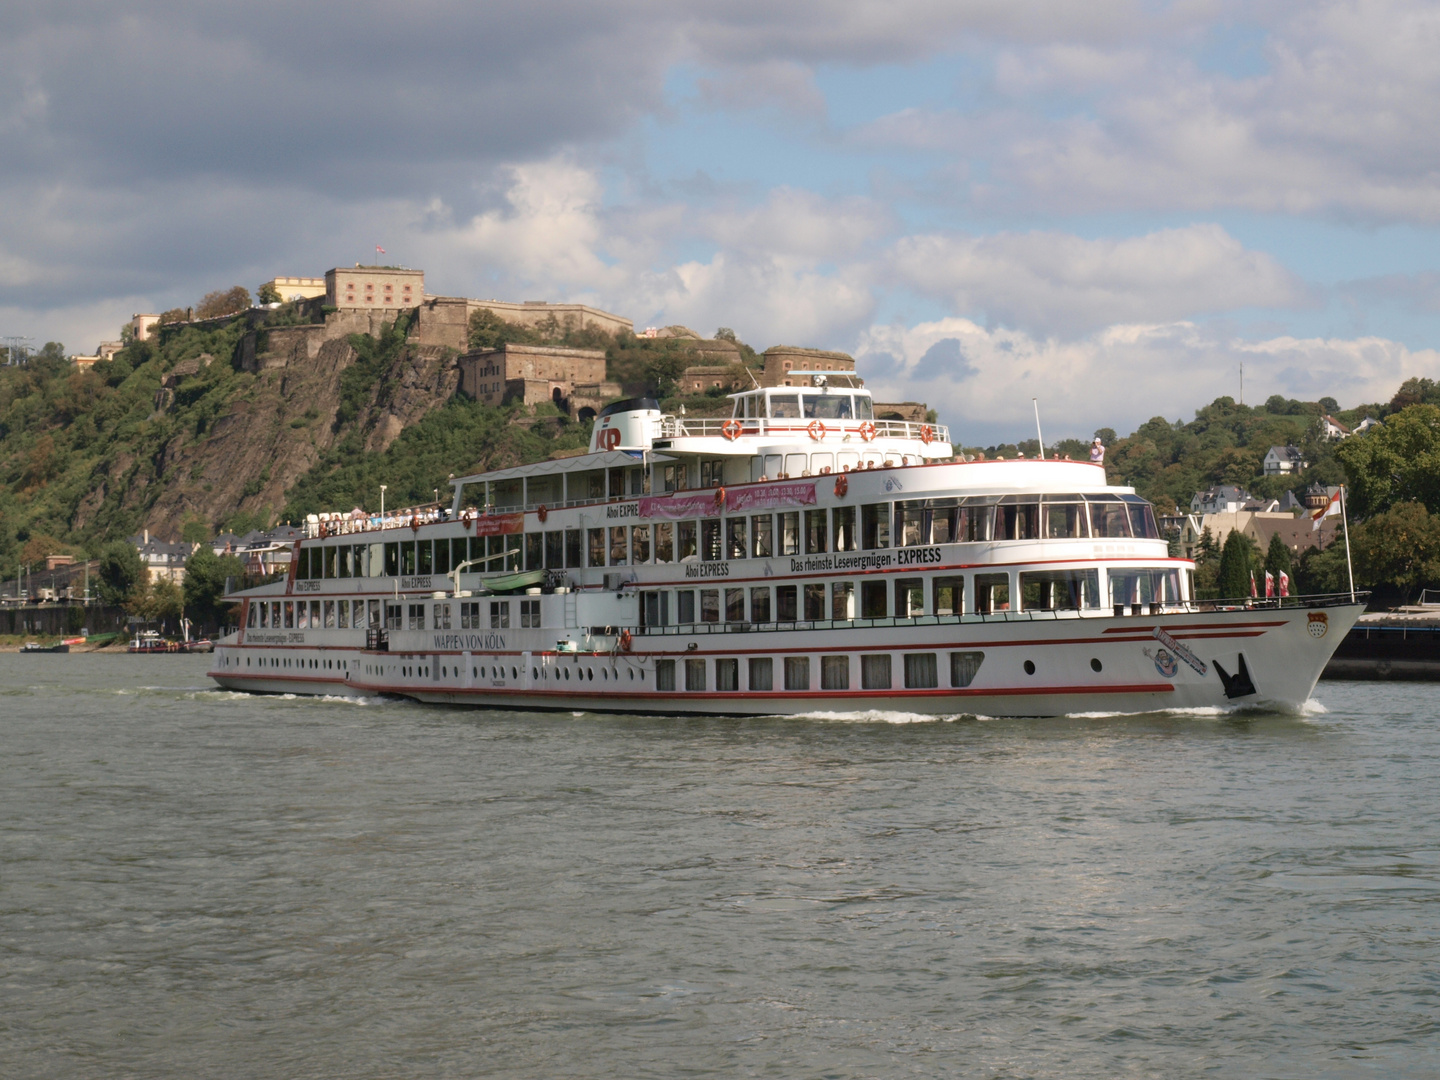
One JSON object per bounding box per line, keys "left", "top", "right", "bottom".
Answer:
{"left": 5, "top": 0, "right": 1440, "bottom": 442}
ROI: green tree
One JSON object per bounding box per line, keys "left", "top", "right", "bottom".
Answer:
{"left": 1335, "top": 404, "right": 1440, "bottom": 518}
{"left": 1216, "top": 529, "right": 1256, "bottom": 598}
{"left": 257, "top": 282, "right": 283, "bottom": 304}
{"left": 98, "top": 540, "right": 145, "bottom": 605}
{"left": 181, "top": 519, "right": 210, "bottom": 543}
{"left": 1263, "top": 532, "right": 1292, "bottom": 582}
{"left": 183, "top": 544, "right": 245, "bottom": 630}
{"left": 194, "top": 286, "right": 251, "bottom": 320}
{"left": 468, "top": 308, "right": 536, "bottom": 350}
{"left": 1348, "top": 502, "right": 1440, "bottom": 597}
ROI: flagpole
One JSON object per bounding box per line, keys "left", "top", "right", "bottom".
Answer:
{"left": 1340, "top": 484, "right": 1355, "bottom": 602}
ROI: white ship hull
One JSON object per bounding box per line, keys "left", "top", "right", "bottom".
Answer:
{"left": 209, "top": 601, "right": 1361, "bottom": 717}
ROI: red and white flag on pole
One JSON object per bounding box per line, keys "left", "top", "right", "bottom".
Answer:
{"left": 1279, "top": 570, "right": 1290, "bottom": 597}
{"left": 1250, "top": 570, "right": 1258, "bottom": 598}
{"left": 1311, "top": 488, "right": 1341, "bottom": 531}
{"left": 1265, "top": 570, "right": 1275, "bottom": 597}
{"left": 376, "top": 244, "right": 386, "bottom": 255}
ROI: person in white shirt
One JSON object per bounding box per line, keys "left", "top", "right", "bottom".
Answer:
{"left": 1089, "top": 437, "right": 1105, "bottom": 464}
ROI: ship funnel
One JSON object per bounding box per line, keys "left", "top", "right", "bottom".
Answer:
{"left": 590, "top": 397, "right": 662, "bottom": 453}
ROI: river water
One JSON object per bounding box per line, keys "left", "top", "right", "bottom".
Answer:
{"left": 2, "top": 654, "right": 1437, "bottom": 1079}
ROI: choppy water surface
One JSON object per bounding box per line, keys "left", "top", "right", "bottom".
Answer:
{"left": 2, "top": 655, "right": 1438, "bottom": 1078}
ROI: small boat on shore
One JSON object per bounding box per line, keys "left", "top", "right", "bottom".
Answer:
{"left": 184, "top": 638, "right": 215, "bottom": 653}
{"left": 20, "top": 641, "right": 69, "bottom": 653}
{"left": 128, "top": 630, "right": 183, "bottom": 654}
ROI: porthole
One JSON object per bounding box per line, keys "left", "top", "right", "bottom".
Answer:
{"left": 1090, "top": 658, "right": 1102, "bottom": 672}
{"left": 511, "top": 667, "right": 518, "bottom": 680}
{"left": 532, "top": 667, "right": 538, "bottom": 679}
{"left": 564, "top": 668, "right": 570, "bottom": 680}
{"left": 601, "top": 669, "right": 608, "bottom": 680}
{"left": 628, "top": 669, "right": 634, "bottom": 680}
{"left": 1024, "top": 660, "right": 1036, "bottom": 675}
{"left": 587, "top": 668, "right": 594, "bottom": 681}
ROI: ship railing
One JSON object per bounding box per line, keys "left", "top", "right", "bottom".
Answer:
{"left": 658, "top": 417, "right": 950, "bottom": 443}
{"left": 631, "top": 592, "right": 1368, "bottom": 636}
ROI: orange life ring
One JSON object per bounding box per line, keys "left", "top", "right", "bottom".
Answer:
{"left": 537, "top": 504, "right": 548, "bottom": 523}
{"left": 920, "top": 424, "right": 934, "bottom": 444}
{"left": 318, "top": 522, "right": 329, "bottom": 539}
{"left": 409, "top": 515, "right": 419, "bottom": 531}
{"left": 722, "top": 418, "right": 743, "bottom": 441}
{"left": 834, "top": 474, "right": 848, "bottom": 498}
{"left": 858, "top": 421, "right": 876, "bottom": 442}
{"left": 714, "top": 486, "right": 726, "bottom": 507}
{"left": 807, "top": 420, "right": 827, "bottom": 441}
{"left": 462, "top": 510, "right": 475, "bottom": 530}
{"left": 619, "top": 629, "right": 632, "bottom": 652}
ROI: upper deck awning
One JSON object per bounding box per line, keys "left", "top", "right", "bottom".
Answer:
{"left": 448, "top": 449, "right": 674, "bottom": 490}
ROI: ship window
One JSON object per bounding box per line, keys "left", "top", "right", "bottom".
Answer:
{"left": 804, "top": 509, "right": 828, "bottom": 554}
{"left": 749, "top": 657, "right": 773, "bottom": 690}
{"left": 401, "top": 543, "right": 417, "bottom": 576}
{"left": 655, "top": 522, "right": 674, "bottom": 563}
{"left": 770, "top": 395, "right": 801, "bottom": 419}
{"left": 784, "top": 453, "right": 807, "bottom": 478}
{"left": 1109, "top": 568, "right": 1181, "bottom": 606}
{"left": 975, "top": 573, "right": 1010, "bottom": 613}
{"left": 862, "top": 503, "right": 890, "bottom": 549}
{"left": 726, "top": 517, "right": 747, "bottom": 559}
{"left": 762, "top": 584, "right": 790, "bottom": 622}
{"left": 656, "top": 659, "right": 676, "bottom": 691}
{"left": 897, "top": 504, "right": 926, "bottom": 546}
{"left": 832, "top": 506, "right": 857, "bottom": 551}
{"left": 821, "top": 655, "right": 849, "bottom": 690}
{"left": 677, "top": 590, "right": 696, "bottom": 623}
{"left": 337, "top": 601, "right": 349, "bottom": 629}
{"left": 588, "top": 528, "right": 605, "bottom": 567}
{"left": 418, "top": 541, "right": 433, "bottom": 574}
{"left": 324, "top": 601, "right": 336, "bottom": 628}
{"left": 284, "top": 601, "right": 295, "bottom": 628}
{"left": 1044, "top": 499, "right": 1090, "bottom": 539}
{"left": 779, "top": 512, "right": 800, "bottom": 556}
{"left": 433, "top": 602, "right": 452, "bottom": 630}
{"left": 525, "top": 533, "right": 543, "bottom": 571}
{"left": 521, "top": 600, "right": 540, "bottom": 628}
{"left": 951, "top": 651, "right": 984, "bottom": 687}
{"left": 803, "top": 394, "right": 852, "bottom": 420}
{"left": 408, "top": 603, "right": 425, "bottom": 630}
{"left": 678, "top": 521, "right": 698, "bottom": 560}
{"left": 750, "top": 586, "right": 771, "bottom": 623}
{"left": 701, "top": 520, "right": 722, "bottom": 561}
{"left": 812, "top": 452, "right": 833, "bottom": 474}
{"left": 934, "top": 577, "right": 963, "bottom": 616}
{"left": 1123, "top": 496, "right": 1161, "bottom": 539}
{"left": 831, "top": 582, "right": 853, "bottom": 620}
{"left": 490, "top": 601, "right": 510, "bottom": 629}
{"left": 566, "top": 529, "right": 582, "bottom": 568}
{"left": 715, "top": 658, "right": 739, "bottom": 691}
{"left": 609, "top": 526, "right": 627, "bottom": 566}
{"left": 784, "top": 656, "right": 809, "bottom": 690}
{"left": 1021, "top": 569, "right": 1100, "bottom": 611}
{"left": 861, "top": 581, "right": 887, "bottom": 619}
{"left": 256, "top": 604, "right": 265, "bottom": 628}
{"left": 726, "top": 588, "right": 745, "bottom": 622}
{"left": 994, "top": 498, "right": 1039, "bottom": 541}
{"left": 861, "top": 654, "right": 892, "bottom": 689}
{"left": 643, "top": 591, "right": 669, "bottom": 627}
{"left": 461, "top": 601, "right": 479, "bottom": 629}
{"left": 904, "top": 653, "right": 938, "bottom": 689}
{"left": 545, "top": 530, "right": 564, "bottom": 568}
{"left": 751, "top": 515, "right": 773, "bottom": 558}
{"left": 854, "top": 397, "right": 873, "bottom": 420}
{"left": 384, "top": 543, "right": 399, "bottom": 576}
{"left": 701, "top": 589, "right": 720, "bottom": 623}
{"left": 896, "top": 578, "right": 924, "bottom": 617}
{"left": 764, "top": 454, "right": 782, "bottom": 478}
{"left": 631, "top": 524, "right": 650, "bottom": 564}
{"left": 685, "top": 659, "right": 706, "bottom": 691}
{"left": 1088, "top": 498, "right": 1132, "bottom": 538}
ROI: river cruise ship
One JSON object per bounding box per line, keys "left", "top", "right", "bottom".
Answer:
{"left": 209, "top": 380, "right": 1363, "bottom": 715}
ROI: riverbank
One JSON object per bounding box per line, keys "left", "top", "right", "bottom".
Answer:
{"left": 0, "top": 632, "right": 124, "bottom": 653}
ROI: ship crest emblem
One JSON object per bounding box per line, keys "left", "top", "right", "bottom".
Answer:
{"left": 1307, "top": 612, "right": 1329, "bottom": 639}
{"left": 1143, "top": 646, "right": 1179, "bottom": 679}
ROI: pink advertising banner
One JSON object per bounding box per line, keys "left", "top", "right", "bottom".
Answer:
{"left": 725, "top": 482, "right": 817, "bottom": 512}
{"left": 472, "top": 512, "right": 525, "bottom": 537}
{"left": 638, "top": 493, "right": 723, "bottom": 519}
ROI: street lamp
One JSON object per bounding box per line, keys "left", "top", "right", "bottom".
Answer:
{"left": 379, "top": 485, "right": 387, "bottom": 522}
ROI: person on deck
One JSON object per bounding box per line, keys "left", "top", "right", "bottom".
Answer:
{"left": 1090, "top": 437, "right": 1105, "bottom": 464}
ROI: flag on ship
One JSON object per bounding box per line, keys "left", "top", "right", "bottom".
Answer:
{"left": 1265, "top": 570, "right": 1275, "bottom": 597}
{"left": 1279, "top": 570, "right": 1290, "bottom": 597}
{"left": 1311, "top": 488, "right": 1341, "bottom": 530}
